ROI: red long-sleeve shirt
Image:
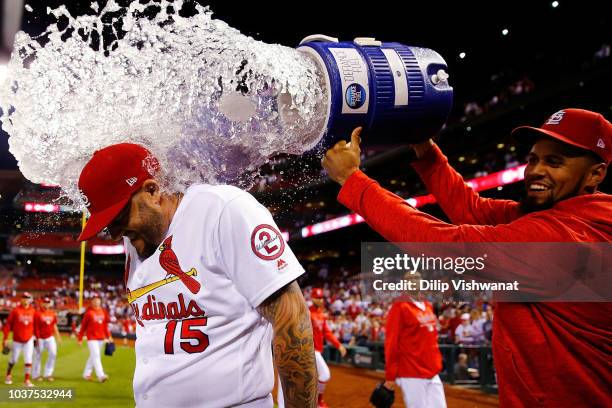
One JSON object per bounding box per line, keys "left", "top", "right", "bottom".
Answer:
{"left": 385, "top": 301, "right": 442, "bottom": 380}
{"left": 310, "top": 307, "right": 341, "bottom": 353}
{"left": 35, "top": 309, "right": 58, "bottom": 340}
{"left": 338, "top": 144, "right": 612, "bottom": 408}
{"left": 2, "top": 306, "right": 36, "bottom": 343}
{"left": 78, "top": 308, "right": 111, "bottom": 341}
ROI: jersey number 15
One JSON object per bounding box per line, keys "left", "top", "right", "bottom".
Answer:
{"left": 164, "top": 317, "right": 209, "bottom": 354}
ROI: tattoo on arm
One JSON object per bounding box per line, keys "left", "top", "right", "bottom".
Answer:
{"left": 258, "top": 281, "right": 317, "bottom": 408}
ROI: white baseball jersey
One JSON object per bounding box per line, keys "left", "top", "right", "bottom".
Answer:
{"left": 124, "top": 184, "right": 304, "bottom": 408}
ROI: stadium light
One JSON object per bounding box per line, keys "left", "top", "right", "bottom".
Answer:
{"left": 502, "top": 28, "right": 509, "bottom": 36}
{"left": 24, "top": 202, "right": 60, "bottom": 213}
{"left": 92, "top": 245, "right": 125, "bottom": 255}
{"left": 552, "top": 1, "right": 559, "bottom": 8}
{"left": 459, "top": 52, "right": 466, "bottom": 59}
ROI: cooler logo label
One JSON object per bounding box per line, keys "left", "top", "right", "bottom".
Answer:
{"left": 345, "top": 84, "right": 366, "bottom": 109}
{"left": 329, "top": 48, "right": 370, "bottom": 114}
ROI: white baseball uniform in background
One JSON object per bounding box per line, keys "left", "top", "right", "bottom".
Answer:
{"left": 10, "top": 338, "right": 34, "bottom": 365}
{"left": 83, "top": 340, "right": 106, "bottom": 379}
{"left": 32, "top": 337, "right": 57, "bottom": 378}
{"left": 125, "top": 185, "right": 304, "bottom": 408}
{"left": 396, "top": 375, "right": 446, "bottom": 408}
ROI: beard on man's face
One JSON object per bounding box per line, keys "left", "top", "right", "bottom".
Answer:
{"left": 138, "top": 240, "right": 159, "bottom": 259}
{"left": 519, "top": 177, "right": 584, "bottom": 214}
{"left": 134, "top": 202, "right": 166, "bottom": 259}
{"left": 518, "top": 194, "right": 555, "bottom": 214}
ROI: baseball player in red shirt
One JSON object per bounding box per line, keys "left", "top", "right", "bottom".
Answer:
{"left": 33, "top": 297, "right": 61, "bottom": 381}
{"left": 120, "top": 316, "right": 135, "bottom": 345}
{"left": 2, "top": 292, "right": 36, "bottom": 387}
{"left": 77, "top": 295, "right": 112, "bottom": 382}
{"left": 322, "top": 108, "right": 612, "bottom": 407}
{"left": 384, "top": 293, "right": 446, "bottom": 408}
{"left": 277, "top": 288, "right": 346, "bottom": 408}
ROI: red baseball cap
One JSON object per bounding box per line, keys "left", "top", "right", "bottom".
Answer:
{"left": 77, "top": 143, "right": 160, "bottom": 242}
{"left": 311, "top": 288, "right": 324, "bottom": 299}
{"left": 512, "top": 108, "right": 612, "bottom": 164}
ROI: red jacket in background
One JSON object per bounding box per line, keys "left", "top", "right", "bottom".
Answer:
{"left": 2, "top": 306, "right": 36, "bottom": 343}
{"left": 35, "top": 309, "right": 58, "bottom": 340}
{"left": 346, "top": 303, "right": 361, "bottom": 319}
{"left": 310, "top": 307, "right": 341, "bottom": 353}
{"left": 385, "top": 301, "right": 442, "bottom": 380}
{"left": 338, "top": 144, "right": 612, "bottom": 407}
{"left": 78, "top": 307, "right": 111, "bottom": 341}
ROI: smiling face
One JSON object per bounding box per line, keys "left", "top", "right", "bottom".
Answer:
{"left": 520, "top": 138, "right": 607, "bottom": 213}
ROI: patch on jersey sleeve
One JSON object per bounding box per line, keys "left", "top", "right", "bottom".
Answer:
{"left": 250, "top": 224, "right": 285, "bottom": 260}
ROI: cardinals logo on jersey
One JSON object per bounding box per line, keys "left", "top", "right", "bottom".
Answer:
{"left": 18, "top": 315, "right": 33, "bottom": 325}
{"left": 125, "top": 236, "right": 201, "bottom": 310}
{"left": 158, "top": 236, "right": 201, "bottom": 295}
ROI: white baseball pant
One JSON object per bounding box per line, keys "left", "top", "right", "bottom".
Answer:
{"left": 83, "top": 340, "right": 106, "bottom": 379}
{"left": 10, "top": 338, "right": 34, "bottom": 365}
{"left": 276, "top": 351, "right": 330, "bottom": 408}
{"left": 33, "top": 336, "right": 57, "bottom": 378}
{"left": 396, "top": 375, "right": 447, "bottom": 408}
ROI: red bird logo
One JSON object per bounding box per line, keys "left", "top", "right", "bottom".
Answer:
{"left": 158, "top": 236, "right": 201, "bottom": 294}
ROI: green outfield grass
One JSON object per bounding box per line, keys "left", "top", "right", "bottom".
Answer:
{"left": 0, "top": 336, "right": 135, "bottom": 407}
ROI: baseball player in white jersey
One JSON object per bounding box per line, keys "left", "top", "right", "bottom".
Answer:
{"left": 32, "top": 297, "right": 61, "bottom": 381}
{"left": 77, "top": 143, "right": 317, "bottom": 408}
{"left": 3, "top": 292, "right": 36, "bottom": 386}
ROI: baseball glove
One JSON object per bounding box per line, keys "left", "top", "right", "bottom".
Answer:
{"left": 2, "top": 344, "right": 9, "bottom": 355}
{"left": 369, "top": 381, "right": 395, "bottom": 408}
{"left": 104, "top": 341, "right": 116, "bottom": 356}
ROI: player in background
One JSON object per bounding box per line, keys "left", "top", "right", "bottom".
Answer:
{"left": 78, "top": 295, "right": 112, "bottom": 382}
{"left": 2, "top": 292, "right": 36, "bottom": 387}
{"left": 33, "top": 296, "right": 62, "bottom": 381}
{"left": 383, "top": 274, "right": 446, "bottom": 408}
{"left": 120, "top": 315, "right": 135, "bottom": 345}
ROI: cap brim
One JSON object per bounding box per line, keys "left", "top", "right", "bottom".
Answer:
{"left": 511, "top": 126, "right": 592, "bottom": 152}
{"left": 77, "top": 196, "right": 130, "bottom": 242}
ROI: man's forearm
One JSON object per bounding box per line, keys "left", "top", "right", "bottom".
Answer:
{"left": 258, "top": 281, "right": 317, "bottom": 408}
{"left": 411, "top": 143, "right": 520, "bottom": 225}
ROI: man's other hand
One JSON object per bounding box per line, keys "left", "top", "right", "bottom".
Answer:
{"left": 409, "top": 138, "right": 434, "bottom": 159}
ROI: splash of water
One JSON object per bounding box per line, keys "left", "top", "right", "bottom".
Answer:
{"left": 0, "top": 0, "right": 328, "bottom": 207}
